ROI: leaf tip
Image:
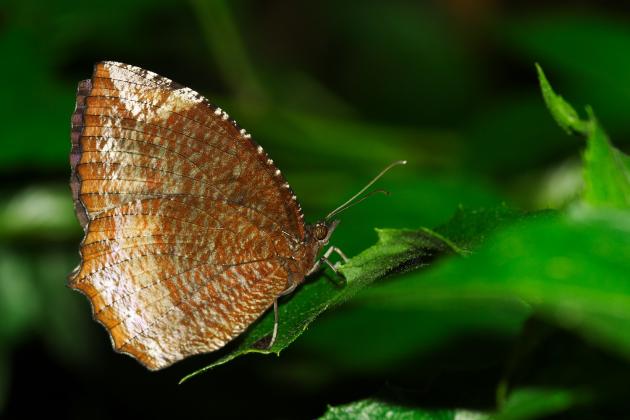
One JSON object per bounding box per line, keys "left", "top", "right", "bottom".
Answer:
{"left": 536, "top": 63, "right": 586, "bottom": 135}
{"left": 534, "top": 62, "right": 544, "bottom": 81}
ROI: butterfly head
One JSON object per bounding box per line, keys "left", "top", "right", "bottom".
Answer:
{"left": 310, "top": 219, "right": 340, "bottom": 245}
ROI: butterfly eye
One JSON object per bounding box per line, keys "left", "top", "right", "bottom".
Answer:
{"left": 314, "top": 224, "right": 328, "bottom": 241}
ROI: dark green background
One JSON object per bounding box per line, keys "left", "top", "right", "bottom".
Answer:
{"left": 1, "top": 1, "right": 629, "bottom": 418}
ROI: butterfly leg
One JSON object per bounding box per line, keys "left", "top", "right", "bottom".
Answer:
{"left": 268, "top": 299, "right": 280, "bottom": 349}
{"left": 327, "top": 246, "right": 349, "bottom": 263}
{"left": 321, "top": 246, "right": 349, "bottom": 273}
{"left": 268, "top": 247, "right": 347, "bottom": 349}
{"left": 306, "top": 246, "right": 348, "bottom": 286}
{"left": 267, "top": 275, "right": 300, "bottom": 349}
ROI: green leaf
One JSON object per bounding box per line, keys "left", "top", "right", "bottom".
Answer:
{"left": 535, "top": 63, "right": 587, "bottom": 135}
{"left": 358, "top": 209, "right": 630, "bottom": 361}
{"left": 581, "top": 109, "right": 630, "bottom": 209}
{"left": 433, "top": 207, "right": 547, "bottom": 251}
{"left": 180, "top": 207, "right": 542, "bottom": 383}
{"left": 320, "top": 399, "right": 483, "bottom": 420}
{"left": 537, "top": 65, "right": 630, "bottom": 209}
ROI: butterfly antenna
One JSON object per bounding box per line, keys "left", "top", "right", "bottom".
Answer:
{"left": 325, "top": 160, "right": 407, "bottom": 220}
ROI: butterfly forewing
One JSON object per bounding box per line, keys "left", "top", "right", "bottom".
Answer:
{"left": 69, "top": 61, "right": 306, "bottom": 369}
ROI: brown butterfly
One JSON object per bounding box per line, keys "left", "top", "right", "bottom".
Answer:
{"left": 69, "top": 61, "right": 404, "bottom": 370}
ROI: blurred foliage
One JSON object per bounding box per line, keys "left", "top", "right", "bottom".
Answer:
{"left": 1, "top": 0, "right": 630, "bottom": 418}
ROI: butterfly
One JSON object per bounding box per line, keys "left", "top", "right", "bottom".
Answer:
{"left": 69, "top": 61, "right": 404, "bottom": 370}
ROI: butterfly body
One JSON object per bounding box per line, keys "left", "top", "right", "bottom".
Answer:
{"left": 69, "top": 62, "right": 335, "bottom": 370}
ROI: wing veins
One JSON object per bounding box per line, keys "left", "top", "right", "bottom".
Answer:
{"left": 88, "top": 91, "right": 235, "bottom": 151}
{"left": 80, "top": 136, "right": 211, "bottom": 183}
{"left": 82, "top": 113, "right": 236, "bottom": 157}
{"left": 118, "top": 258, "right": 284, "bottom": 353}
{"left": 80, "top": 193, "right": 298, "bottom": 241}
